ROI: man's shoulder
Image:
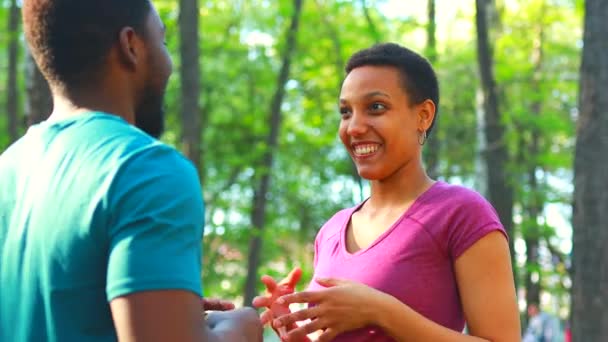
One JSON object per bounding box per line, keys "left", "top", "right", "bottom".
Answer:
{"left": 4, "top": 112, "right": 194, "bottom": 191}
{"left": 63, "top": 113, "right": 188, "bottom": 171}
{"left": 76, "top": 113, "right": 159, "bottom": 151}
{"left": 4, "top": 112, "right": 160, "bottom": 160}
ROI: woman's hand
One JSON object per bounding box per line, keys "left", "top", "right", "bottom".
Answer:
{"left": 252, "top": 267, "right": 305, "bottom": 339}
{"left": 272, "top": 277, "right": 387, "bottom": 342}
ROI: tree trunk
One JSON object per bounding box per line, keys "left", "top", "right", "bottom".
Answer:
{"left": 360, "top": 0, "right": 381, "bottom": 43}
{"left": 314, "top": 0, "right": 344, "bottom": 91}
{"left": 25, "top": 50, "right": 53, "bottom": 126}
{"left": 315, "top": 0, "right": 365, "bottom": 202}
{"left": 474, "top": 0, "right": 516, "bottom": 272}
{"left": 243, "top": 0, "right": 303, "bottom": 306}
{"left": 522, "top": 136, "right": 542, "bottom": 324}
{"left": 179, "top": 0, "right": 203, "bottom": 177}
{"left": 424, "top": 0, "right": 440, "bottom": 179}
{"left": 474, "top": 89, "right": 488, "bottom": 197}
{"left": 571, "top": 0, "right": 608, "bottom": 339}
{"left": 6, "top": 0, "right": 20, "bottom": 142}
{"left": 523, "top": 21, "right": 544, "bottom": 324}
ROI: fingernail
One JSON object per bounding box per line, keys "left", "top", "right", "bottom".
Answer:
{"left": 274, "top": 320, "right": 283, "bottom": 328}
{"left": 277, "top": 298, "right": 285, "bottom": 304}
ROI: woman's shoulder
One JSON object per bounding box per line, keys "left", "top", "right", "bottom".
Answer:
{"left": 421, "top": 182, "right": 506, "bottom": 257}
{"left": 425, "top": 181, "right": 493, "bottom": 208}
{"left": 413, "top": 181, "right": 500, "bottom": 225}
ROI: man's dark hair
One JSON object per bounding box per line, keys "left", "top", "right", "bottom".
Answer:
{"left": 23, "top": 0, "right": 152, "bottom": 90}
{"left": 345, "top": 43, "right": 440, "bottom": 136}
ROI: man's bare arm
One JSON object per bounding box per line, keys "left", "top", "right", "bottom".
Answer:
{"left": 110, "top": 290, "right": 262, "bottom": 342}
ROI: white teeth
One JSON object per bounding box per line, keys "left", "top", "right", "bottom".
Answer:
{"left": 354, "top": 144, "right": 379, "bottom": 155}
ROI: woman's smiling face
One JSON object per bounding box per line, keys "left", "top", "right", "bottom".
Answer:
{"left": 338, "top": 65, "right": 433, "bottom": 181}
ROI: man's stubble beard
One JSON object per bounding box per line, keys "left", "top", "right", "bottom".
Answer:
{"left": 134, "top": 83, "right": 166, "bottom": 139}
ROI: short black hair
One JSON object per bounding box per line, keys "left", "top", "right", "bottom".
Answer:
{"left": 23, "top": 0, "right": 152, "bottom": 90}
{"left": 345, "top": 43, "right": 440, "bottom": 136}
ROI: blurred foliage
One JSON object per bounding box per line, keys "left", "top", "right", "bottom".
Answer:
{"left": 0, "top": 0, "right": 581, "bottom": 319}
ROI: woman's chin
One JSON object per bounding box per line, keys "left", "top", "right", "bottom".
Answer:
{"left": 356, "top": 168, "right": 384, "bottom": 181}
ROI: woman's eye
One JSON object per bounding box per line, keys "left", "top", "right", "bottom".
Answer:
{"left": 339, "top": 107, "right": 351, "bottom": 116}
{"left": 370, "top": 103, "right": 386, "bottom": 111}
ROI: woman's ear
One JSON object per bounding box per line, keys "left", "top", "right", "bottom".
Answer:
{"left": 417, "top": 99, "right": 436, "bottom": 131}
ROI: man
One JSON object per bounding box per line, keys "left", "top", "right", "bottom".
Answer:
{"left": 523, "top": 302, "right": 562, "bottom": 342}
{"left": 0, "top": 1, "right": 262, "bottom": 341}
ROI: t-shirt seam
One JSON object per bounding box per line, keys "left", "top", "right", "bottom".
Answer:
{"left": 103, "top": 143, "right": 203, "bottom": 303}
{"left": 319, "top": 223, "right": 342, "bottom": 243}
{"left": 316, "top": 208, "right": 356, "bottom": 252}
{"left": 406, "top": 215, "right": 449, "bottom": 259}
{"left": 104, "top": 142, "right": 194, "bottom": 230}
{"left": 451, "top": 221, "right": 506, "bottom": 260}
{"left": 106, "top": 278, "right": 202, "bottom": 301}
{"left": 342, "top": 183, "right": 443, "bottom": 257}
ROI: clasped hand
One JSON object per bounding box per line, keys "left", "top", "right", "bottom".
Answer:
{"left": 253, "top": 268, "right": 384, "bottom": 342}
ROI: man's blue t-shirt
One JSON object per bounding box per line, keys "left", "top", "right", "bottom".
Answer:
{"left": 0, "top": 112, "right": 204, "bottom": 341}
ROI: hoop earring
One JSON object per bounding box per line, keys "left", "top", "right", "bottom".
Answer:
{"left": 418, "top": 130, "right": 428, "bottom": 146}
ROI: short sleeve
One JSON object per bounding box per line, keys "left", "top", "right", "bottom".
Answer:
{"left": 447, "top": 191, "right": 508, "bottom": 260}
{"left": 105, "top": 145, "right": 204, "bottom": 301}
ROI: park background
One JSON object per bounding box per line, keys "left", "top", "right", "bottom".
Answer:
{"left": 1, "top": 0, "right": 606, "bottom": 340}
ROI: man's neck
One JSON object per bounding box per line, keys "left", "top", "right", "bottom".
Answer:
{"left": 49, "top": 85, "right": 135, "bottom": 124}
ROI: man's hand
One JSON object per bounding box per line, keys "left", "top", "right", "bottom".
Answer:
{"left": 207, "top": 307, "right": 263, "bottom": 341}
{"left": 201, "top": 298, "right": 235, "bottom": 311}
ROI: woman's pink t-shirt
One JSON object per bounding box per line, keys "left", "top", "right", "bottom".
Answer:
{"left": 307, "top": 181, "right": 507, "bottom": 341}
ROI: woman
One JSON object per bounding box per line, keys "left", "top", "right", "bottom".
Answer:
{"left": 253, "top": 43, "right": 521, "bottom": 342}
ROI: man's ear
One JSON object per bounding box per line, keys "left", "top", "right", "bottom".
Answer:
{"left": 117, "top": 27, "right": 142, "bottom": 70}
{"left": 417, "top": 99, "right": 436, "bottom": 131}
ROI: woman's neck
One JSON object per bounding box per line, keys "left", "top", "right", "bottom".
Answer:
{"left": 366, "top": 158, "right": 435, "bottom": 210}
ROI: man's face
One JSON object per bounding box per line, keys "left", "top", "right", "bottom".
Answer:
{"left": 134, "top": 4, "right": 172, "bottom": 138}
